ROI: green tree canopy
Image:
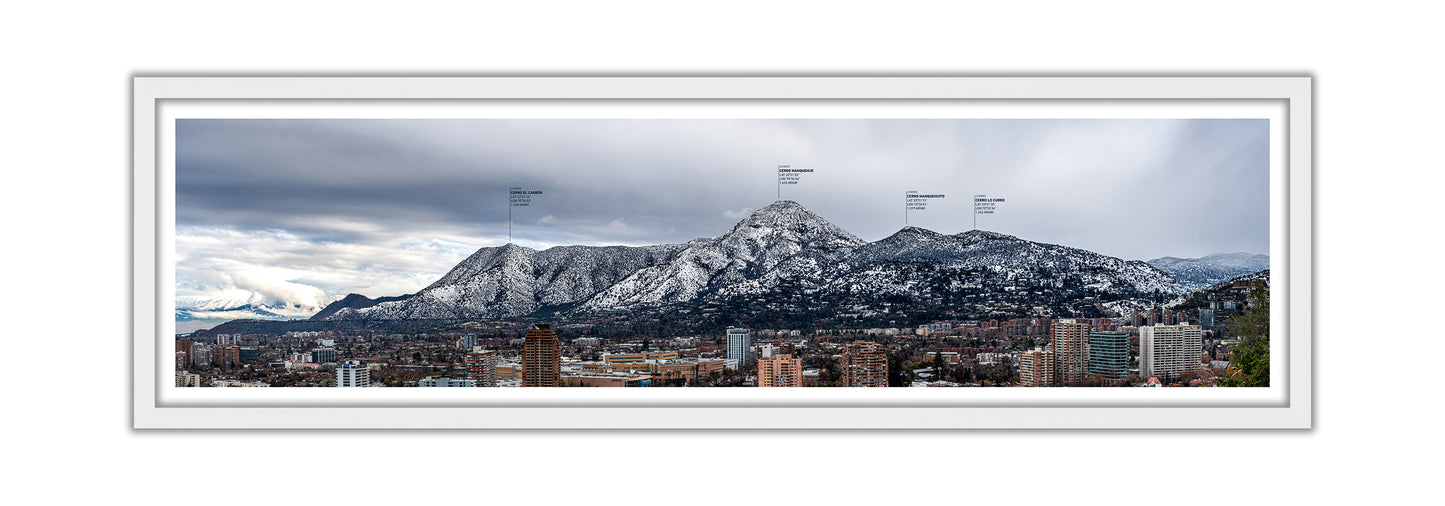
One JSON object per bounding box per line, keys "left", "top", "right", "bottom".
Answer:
{"left": 1221, "top": 284, "right": 1269, "bottom": 387}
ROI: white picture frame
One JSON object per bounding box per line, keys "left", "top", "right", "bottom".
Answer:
{"left": 133, "top": 76, "right": 1312, "bottom": 429}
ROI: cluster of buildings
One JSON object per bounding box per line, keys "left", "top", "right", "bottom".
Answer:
{"left": 176, "top": 296, "right": 1235, "bottom": 389}
{"left": 372, "top": 325, "right": 891, "bottom": 388}
{"left": 174, "top": 340, "right": 249, "bottom": 371}
{"left": 1018, "top": 318, "right": 1203, "bottom": 386}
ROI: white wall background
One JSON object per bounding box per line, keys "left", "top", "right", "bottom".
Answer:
{"left": 2, "top": 1, "right": 1436, "bottom": 504}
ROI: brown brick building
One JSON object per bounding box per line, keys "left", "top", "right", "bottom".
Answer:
{"left": 522, "top": 324, "right": 559, "bottom": 387}
{"left": 841, "top": 341, "right": 888, "bottom": 387}
{"left": 465, "top": 348, "right": 498, "bottom": 387}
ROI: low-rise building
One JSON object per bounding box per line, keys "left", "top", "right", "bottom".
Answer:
{"left": 211, "top": 379, "right": 270, "bottom": 387}
{"left": 175, "top": 371, "right": 201, "bottom": 387}
{"left": 561, "top": 371, "right": 652, "bottom": 387}
{"left": 418, "top": 377, "right": 478, "bottom": 387}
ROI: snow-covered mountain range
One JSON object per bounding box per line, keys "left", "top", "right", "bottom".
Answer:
{"left": 1147, "top": 252, "right": 1270, "bottom": 292}
{"left": 316, "top": 200, "right": 1185, "bottom": 321}
{"left": 175, "top": 291, "right": 321, "bottom": 322}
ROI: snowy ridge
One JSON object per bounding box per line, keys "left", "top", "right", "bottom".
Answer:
{"left": 579, "top": 200, "right": 864, "bottom": 310}
{"left": 321, "top": 200, "right": 1185, "bottom": 321}
{"left": 1148, "top": 252, "right": 1270, "bottom": 292}
{"left": 176, "top": 291, "right": 321, "bottom": 321}
{"left": 324, "top": 242, "right": 684, "bottom": 320}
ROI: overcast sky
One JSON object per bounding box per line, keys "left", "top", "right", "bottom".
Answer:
{"left": 176, "top": 118, "right": 1269, "bottom": 314}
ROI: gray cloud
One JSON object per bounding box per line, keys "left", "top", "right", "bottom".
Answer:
{"left": 176, "top": 118, "right": 1270, "bottom": 312}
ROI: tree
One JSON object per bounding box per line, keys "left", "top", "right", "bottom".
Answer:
{"left": 888, "top": 352, "right": 906, "bottom": 387}
{"left": 1220, "top": 284, "right": 1269, "bottom": 387}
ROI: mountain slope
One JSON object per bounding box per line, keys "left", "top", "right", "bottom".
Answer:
{"left": 1148, "top": 252, "right": 1270, "bottom": 292}
{"left": 320, "top": 200, "right": 1186, "bottom": 321}
{"left": 319, "top": 242, "right": 684, "bottom": 320}
{"left": 577, "top": 200, "right": 865, "bottom": 310}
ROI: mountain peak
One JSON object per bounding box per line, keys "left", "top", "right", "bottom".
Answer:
{"left": 745, "top": 200, "right": 818, "bottom": 221}
{"left": 882, "top": 226, "right": 944, "bottom": 242}
{"left": 727, "top": 200, "right": 865, "bottom": 247}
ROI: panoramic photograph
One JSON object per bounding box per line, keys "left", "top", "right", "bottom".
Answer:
{"left": 172, "top": 118, "right": 1271, "bottom": 389}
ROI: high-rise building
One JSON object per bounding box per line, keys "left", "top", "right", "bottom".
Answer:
{"left": 1052, "top": 319, "right": 1090, "bottom": 385}
{"left": 1019, "top": 347, "right": 1054, "bottom": 387}
{"left": 841, "top": 341, "right": 888, "bottom": 387}
{"left": 239, "top": 346, "right": 261, "bottom": 363}
{"left": 459, "top": 333, "right": 480, "bottom": 350}
{"left": 727, "top": 328, "right": 752, "bottom": 365}
{"left": 190, "top": 343, "right": 212, "bottom": 369}
{"left": 175, "top": 340, "right": 193, "bottom": 367}
{"left": 465, "top": 348, "right": 499, "bottom": 387}
{"left": 1199, "top": 308, "right": 1216, "bottom": 329}
{"left": 758, "top": 354, "right": 802, "bottom": 387}
{"left": 1086, "top": 331, "right": 1129, "bottom": 379}
{"left": 522, "top": 324, "right": 560, "bottom": 387}
{"left": 311, "top": 347, "right": 337, "bottom": 364}
{"left": 336, "top": 360, "right": 370, "bottom": 387}
{"left": 1140, "top": 324, "right": 1203, "bottom": 383}
{"left": 214, "top": 345, "right": 240, "bottom": 370}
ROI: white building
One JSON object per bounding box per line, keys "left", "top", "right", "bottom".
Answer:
{"left": 418, "top": 377, "right": 477, "bottom": 387}
{"left": 336, "top": 360, "right": 370, "bottom": 387}
{"left": 977, "top": 352, "right": 1010, "bottom": 366}
{"left": 672, "top": 336, "right": 699, "bottom": 348}
{"left": 757, "top": 343, "right": 777, "bottom": 359}
{"left": 574, "top": 337, "right": 601, "bottom": 347}
{"left": 190, "top": 343, "right": 212, "bottom": 369}
{"left": 211, "top": 380, "right": 269, "bottom": 387}
{"left": 175, "top": 371, "right": 201, "bottom": 387}
{"left": 727, "top": 328, "right": 752, "bottom": 365}
{"left": 1140, "top": 324, "right": 1204, "bottom": 383}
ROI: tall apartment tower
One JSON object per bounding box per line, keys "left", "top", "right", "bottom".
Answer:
{"left": 311, "top": 347, "right": 337, "bottom": 364}
{"left": 1019, "top": 347, "right": 1054, "bottom": 387}
{"left": 1199, "top": 308, "right": 1216, "bottom": 328}
{"left": 336, "top": 360, "right": 370, "bottom": 387}
{"left": 726, "top": 327, "right": 752, "bottom": 365}
{"left": 459, "top": 333, "right": 480, "bottom": 350}
{"left": 1052, "top": 319, "right": 1091, "bottom": 385}
{"left": 465, "top": 347, "right": 499, "bottom": 387}
{"left": 214, "top": 345, "right": 240, "bottom": 370}
{"left": 841, "top": 341, "right": 888, "bottom": 387}
{"left": 522, "top": 324, "right": 560, "bottom": 387}
{"left": 190, "top": 343, "right": 212, "bottom": 369}
{"left": 1139, "top": 324, "right": 1203, "bottom": 383}
{"left": 175, "top": 340, "right": 195, "bottom": 368}
{"left": 758, "top": 354, "right": 803, "bottom": 387}
{"left": 1086, "top": 331, "right": 1129, "bottom": 379}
